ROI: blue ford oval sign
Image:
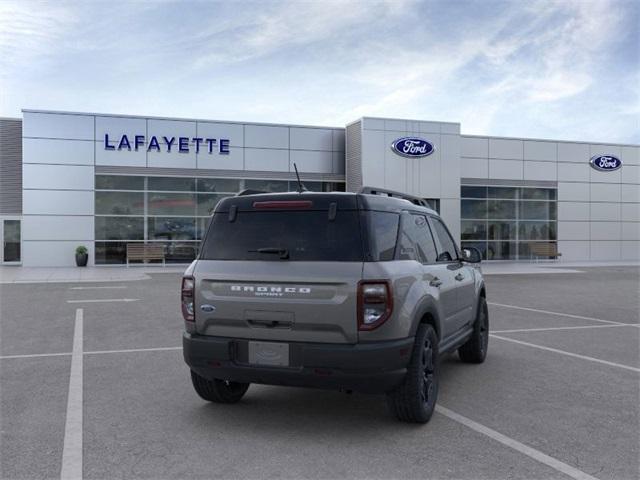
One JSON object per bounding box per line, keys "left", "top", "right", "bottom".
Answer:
{"left": 590, "top": 155, "right": 622, "bottom": 172}
{"left": 391, "top": 137, "right": 435, "bottom": 158}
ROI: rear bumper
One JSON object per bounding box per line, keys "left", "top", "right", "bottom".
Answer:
{"left": 183, "top": 332, "right": 413, "bottom": 394}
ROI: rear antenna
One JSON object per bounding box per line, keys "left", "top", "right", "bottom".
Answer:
{"left": 293, "top": 163, "right": 308, "bottom": 193}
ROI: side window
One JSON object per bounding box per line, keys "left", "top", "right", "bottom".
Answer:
{"left": 397, "top": 214, "right": 437, "bottom": 263}
{"left": 416, "top": 215, "right": 438, "bottom": 263}
{"left": 368, "top": 211, "right": 399, "bottom": 261}
{"left": 430, "top": 217, "right": 458, "bottom": 262}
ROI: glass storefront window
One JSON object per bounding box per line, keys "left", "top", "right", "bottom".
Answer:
{"left": 154, "top": 241, "right": 199, "bottom": 263}
{"left": 94, "top": 175, "right": 346, "bottom": 264}
{"left": 522, "top": 188, "right": 556, "bottom": 200}
{"left": 488, "top": 200, "right": 516, "bottom": 219}
{"left": 196, "top": 217, "right": 212, "bottom": 240}
{"left": 147, "top": 176, "right": 195, "bottom": 192}
{"left": 487, "top": 241, "right": 517, "bottom": 260}
{"left": 461, "top": 221, "right": 486, "bottom": 240}
{"left": 488, "top": 221, "right": 516, "bottom": 240}
{"left": 461, "top": 185, "right": 557, "bottom": 260}
{"left": 148, "top": 217, "right": 196, "bottom": 241}
{"left": 520, "top": 201, "right": 556, "bottom": 220}
{"left": 95, "top": 241, "right": 130, "bottom": 264}
{"left": 461, "top": 186, "right": 487, "bottom": 198}
{"left": 245, "top": 179, "right": 289, "bottom": 192}
{"left": 95, "top": 217, "right": 144, "bottom": 240}
{"left": 461, "top": 200, "right": 487, "bottom": 219}
{"left": 95, "top": 175, "right": 144, "bottom": 190}
{"left": 196, "top": 194, "right": 228, "bottom": 216}
{"left": 147, "top": 192, "right": 196, "bottom": 216}
{"left": 519, "top": 221, "right": 557, "bottom": 240}
{"left": 488, "top": 187, "right": 517, "bottom": 199}
{"left": 95, "top": 192, "right": 144, "bottom": 215}
{"left": 196, "top": 178, "right": 240, "bottom": 193}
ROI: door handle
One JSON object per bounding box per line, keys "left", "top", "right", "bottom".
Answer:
{"left": 455, "top": 273, "right": 465, "bottom": 281}
{"left": 429, "top": 277, "right": 442, "bottom": 288}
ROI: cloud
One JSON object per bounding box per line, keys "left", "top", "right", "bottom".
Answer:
{"left": 0, "top": 0, "right": 637, "bottom": 143}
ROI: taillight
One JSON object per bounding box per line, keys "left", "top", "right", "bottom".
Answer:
{"left": 181, "top": 276, "right": 195, "bottom": 322}
{"left": 357, "top": 280, "right": 393, "bottom": 331}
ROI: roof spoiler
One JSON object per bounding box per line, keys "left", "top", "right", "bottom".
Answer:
{"left": 359, "top": 186, "right": 430, "bottom": 208}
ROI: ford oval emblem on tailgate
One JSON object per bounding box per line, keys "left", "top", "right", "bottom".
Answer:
{"left": 200, "top": 304, "right": 216, "bottom": 312}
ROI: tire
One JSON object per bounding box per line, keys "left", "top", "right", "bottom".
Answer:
{"left": 458, "top": 296, "right": 489, "bottom": 364}
{"left": 386, "top": 324, "right": 439, "bottom": 424}
{"left": 190, "top": 370, "right": 250, "bottom": 403}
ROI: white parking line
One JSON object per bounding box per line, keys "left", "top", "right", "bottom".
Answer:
{"left": 0, "top": 351, "right": 71, "bottom": 360}
{"left": 0, "top": 346, "right": 182, "bottom": 360}
{"left": 491, "top": 334, "right": 640, "bottom": 373}
{"left": 84, "top": 346, "right": 181, "bottom": 355}
{"left": 492, "top": 324, "right": 639, "bottom": 334}
{"left": 66, "top": 298, "right": 139, "bottom": 304}
{"left": 60, "top": 308, "right": 83, "bottom": 480}
{"left": 436, "top": 405, "right": 599, "bottom": 480}
{"left": 488, "top": 302, "right": 626, "bottom": 326}
{"left": 69, "top": 286, "right": 127, "bottom": 290}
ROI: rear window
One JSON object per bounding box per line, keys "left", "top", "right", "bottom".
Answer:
{"left": 200, "top": 210, "right": 363, "bottom": 261}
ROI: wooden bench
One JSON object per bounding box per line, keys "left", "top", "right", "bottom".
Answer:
{"left": 126, "top": 244, "right": 165, "bottom": 266}
{"left": 529, "top": 243, "right": 562, "bottom": 261}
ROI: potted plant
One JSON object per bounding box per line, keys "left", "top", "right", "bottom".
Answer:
{"left": 75, "top": 245, "right": 88, "bottom": 267}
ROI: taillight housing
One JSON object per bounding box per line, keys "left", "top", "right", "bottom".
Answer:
{"left": 181, "top": 276, "right": 195, "bottom": 322}
{"left": 357, "top": 280, "right": 393, "bottom": 331}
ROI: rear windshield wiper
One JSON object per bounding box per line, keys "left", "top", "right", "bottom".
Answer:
{"left": 249, "top": 247, "right": 290, "bottom": 260}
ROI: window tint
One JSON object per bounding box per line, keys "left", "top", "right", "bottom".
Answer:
{"left": 431, "top": 217, "right": 458, "bottom": 262}
{"left": 397, "top": 214, "right": 437, "bottom": 263}
{"left": 201, "top": 210, "right": 363, "bottom": 261}
{"left": 367, "top": 211, "right": 399, "bottom": 261}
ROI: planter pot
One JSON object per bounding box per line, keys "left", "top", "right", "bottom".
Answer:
{"left": 75, "top": 253, "right": 88, "bottom": 267}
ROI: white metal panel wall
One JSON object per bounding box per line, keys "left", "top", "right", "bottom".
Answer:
{"left": 354, "top": 117, "right": 461, "bottom": 243}
{"left": 23, "top": 138, "right": 94, "bottom": 166}
{"left": 22, "top": 112, "right": 96, "bottom": 266}
{"left": 462, "top": 133, "right": 640, "bottom": 261}
{"left": 21, "top": 110, "right": 349, "bottom": 266}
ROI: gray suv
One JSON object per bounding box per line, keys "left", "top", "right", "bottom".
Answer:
{"left": 182, "top": 188, "right": 488, "bottom": 423}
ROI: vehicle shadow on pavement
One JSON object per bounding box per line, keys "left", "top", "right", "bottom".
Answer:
{"left": 184, "top": 354, "right": 474, "bottom": 434}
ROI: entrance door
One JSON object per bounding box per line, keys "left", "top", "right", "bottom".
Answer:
{"left": 2, "top": 219, "right": 21, "bottom": 264}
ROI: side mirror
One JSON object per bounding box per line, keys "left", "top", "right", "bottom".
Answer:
{"left": 462, "top": 247, "right": 482, "bottom": 263}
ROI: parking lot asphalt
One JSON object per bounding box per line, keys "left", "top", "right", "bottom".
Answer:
{"left": 1, "top": 266, "right": 639, "bottom": 480}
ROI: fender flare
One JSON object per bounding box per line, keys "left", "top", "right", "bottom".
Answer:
{"left": 409, "top": 296, "right": 443, "bottom": 340}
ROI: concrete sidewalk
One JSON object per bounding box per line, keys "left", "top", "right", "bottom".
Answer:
{"left": 0, "top": 265, "right": 187, "bottom": 284}
{"left": 1, "top": 261, "right": 638, "bottom": 284}
{"left": 480, "top": 260, "right": 640, "bottom": 275}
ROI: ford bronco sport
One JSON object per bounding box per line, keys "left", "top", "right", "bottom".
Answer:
{"left": 182, "top": 187, "right": 488, "bottom": 423}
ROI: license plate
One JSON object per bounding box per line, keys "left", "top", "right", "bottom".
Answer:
{"left": 248, "top": 341, "right": 289, "bottom": 367}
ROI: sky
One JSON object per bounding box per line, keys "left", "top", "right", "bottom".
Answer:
{"left": 0, "top": 0, "right": 638, "bottom": 143}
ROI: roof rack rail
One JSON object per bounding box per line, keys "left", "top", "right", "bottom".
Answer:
{"left": 359, "top": 186, "right": 430, "bottom": 207}
{"left": 236, "top": 189, "right": 268, "bottom": 196}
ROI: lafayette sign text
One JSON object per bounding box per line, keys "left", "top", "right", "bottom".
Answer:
{"left": 104, "top": 134, "right": 231, "bottom": 154}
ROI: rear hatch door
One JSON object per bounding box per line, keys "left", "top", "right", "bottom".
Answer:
{"left": 194, "top": 194, "right": 363, "bottom": 344}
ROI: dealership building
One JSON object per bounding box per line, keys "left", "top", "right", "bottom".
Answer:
{"left": 0, "top": 109, "right": 638, "bottom": 267}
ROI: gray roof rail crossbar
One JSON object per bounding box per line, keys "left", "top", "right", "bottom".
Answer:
{"left": 359, "top": 186, "right": 430, "bottom": 207}
{"left": 236, "top": 189, "right": 268, "bottom": 196}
